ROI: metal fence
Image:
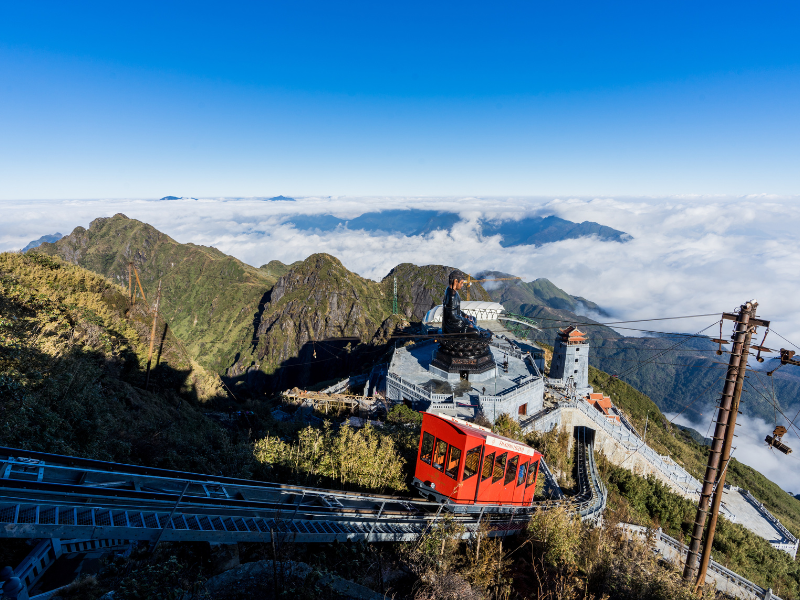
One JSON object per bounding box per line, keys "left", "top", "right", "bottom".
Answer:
{"left": 524, "top": 399, "right": 702, "bottom": 497}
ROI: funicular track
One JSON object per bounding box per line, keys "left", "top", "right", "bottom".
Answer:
{"left": 0, "top": 428, "right": 604, "bottom": 547}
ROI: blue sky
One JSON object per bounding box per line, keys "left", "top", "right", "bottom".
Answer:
{"left": 1, "top": 1, "right": 799, "bottom": 198}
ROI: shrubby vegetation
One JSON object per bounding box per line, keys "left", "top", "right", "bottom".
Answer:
{"left": 5, "top": 248, "right": 800, "bottom": 598}
{"left": 253, "top": 421, "right": 407, "bottom": 493}
{"left": 0, "top": 252, "right": 254, "bottom": 476}
{"left": 399, "top": 516, "right": 511, "bottom": 599}
{"left": 525, "top": 425, "right": 574, "bottom": 492}
{"left": 526, "top": 505, "right": 705, "bottom": 600}
{"left": 599, "top": 457, "right": 800, "bottom": 598}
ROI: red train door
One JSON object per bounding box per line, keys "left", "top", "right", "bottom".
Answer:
{"left": 522, "top": 456, "right": 540, "bottom": 504}
{"left": 512, "top": 457, "right": 529, "bottom": 505}
{"left": 499, "top": 452, "right": 520, "bottom": 505}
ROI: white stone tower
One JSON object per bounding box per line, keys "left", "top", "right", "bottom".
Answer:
{"left": 549, "top": 326, "right": 592, "bottom": 395}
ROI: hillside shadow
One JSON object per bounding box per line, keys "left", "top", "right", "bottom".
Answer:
{"left": 250, "top": 288, "right": 274, "bottom": 352}
{"left": 223, "top": 334, "right": 404, "bottom": 397}
{"left": 0, "top": 338, "right": 241, "bottom": 467}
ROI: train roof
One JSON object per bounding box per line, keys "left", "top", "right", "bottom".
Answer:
{"left": 423, "top": 412, "right": 536, "bottom": 457}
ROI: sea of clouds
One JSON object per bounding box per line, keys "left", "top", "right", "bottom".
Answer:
{"left": 3, "top": 195, "right": 799, "bottom": 338}
{"left": 3, "top": 195, "right": 800, "bottom": 490}
{"left": 667, "top": 410, "right": 800, "bottom": 497}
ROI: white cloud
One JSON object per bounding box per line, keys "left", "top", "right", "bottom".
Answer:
{"left": 667, "top": 410, "right": 800, "bottom": 495}
{"left": 3, "top": 196, "right": 800, "bottom": 344}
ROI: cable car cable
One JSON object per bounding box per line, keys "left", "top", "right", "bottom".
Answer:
{"left": 770, "top": 329, "right": 800, "bottom": 352}
{"left": 742, "top": 378, "right": 800, "bottom": 443}
{"left": 666, "top": 376, "right": 725, "bottom": 426}
{"left": 613, "top": 322, "right": 718, "bottom": 381}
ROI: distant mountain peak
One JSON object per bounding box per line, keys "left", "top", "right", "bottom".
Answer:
{"left": 158, "top": 196, "right": 197, "bottom": 201}
{"left": 22, "top": 232, "right": 64, "bottom": 252}
{"left": 286, "top": 208, "right": 629, "bottom": 247}
{"left": 477, "top": 270, "right": 608, "bottom": 317}
{"left": 268, "top": 195, "right": 295, "bottom": 201}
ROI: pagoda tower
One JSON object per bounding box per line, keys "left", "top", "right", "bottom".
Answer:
{"left": 549, "top": 325, "right": 592, "bottom": 395}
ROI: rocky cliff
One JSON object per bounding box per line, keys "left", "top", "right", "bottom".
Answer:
{"left": 226, "top": 256, "right": 486, "bottom": 393}
{"left": 381, "top": 263, "right": 491, "bottom": 322}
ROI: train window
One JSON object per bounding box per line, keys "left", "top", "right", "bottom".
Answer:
{"left": 526, "top": 459, "right": 538, "bottom": 487}
{"left": 445, "top": 446, "right": 461, "bottom": 479}
{"left": 463, "top": 446, "right": 481, "bottom": 480}
{"left": 504, "top": 456, "right": 518, "bottom": 485}
{"left": 481, "top": 452, "right": 495, "bottom": 481}
{"left": 420, "top": 432, "right": 435, "bottom": 464}
{"left": 517, "top": 461, "right": 528, "bottom": 487}
{"left": 433, "top": 439, "right": 448, "bottom": 471}
{"left": 492, "top": 452, "right": 507, "bottom": 483}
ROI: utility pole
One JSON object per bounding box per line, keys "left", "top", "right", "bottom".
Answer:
{"left": 693, "top": 302, "right": 764, "bottom": 593}
{"left": 393, "top": 276, "right": 398, "bottom": 315}
{"left": 133, "top": 265, "right": 147, "bottom": 306}
{"left": 683, "top": 301, "right": 766, "bottom": 584}
{"left": 144, "top": 279, "right": 162, "bottom": 391}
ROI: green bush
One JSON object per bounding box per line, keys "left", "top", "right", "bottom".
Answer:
{"left": 601, "top": 460, "right": 800, "bottom": 598}
{"left": 387, "top": 403, "right": 422, "bottom": 426}
{"left": 493, "top": 413, "right": 523, "bottom": 440}
{"left": 254, "top": 421, "right": 407, "bottom": 493}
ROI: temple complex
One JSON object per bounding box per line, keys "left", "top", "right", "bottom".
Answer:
{"left": 387, "top": 300, "right": 545, "bottom": 421}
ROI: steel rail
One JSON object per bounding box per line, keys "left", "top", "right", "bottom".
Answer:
{"left": 0, "top": 446, "right": 410, "bottom": 502}
{"left": 0, "top": 428, "right": 604, "bottom": 545}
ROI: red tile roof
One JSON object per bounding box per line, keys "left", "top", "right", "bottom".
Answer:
{"left": 558, "top": 325, "right": 587, "bottom": 342}
{"left": 585, "top": 392, "right": 620, "bottom": 422}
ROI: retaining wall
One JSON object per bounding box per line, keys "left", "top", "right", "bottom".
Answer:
{"left": 524, "top": 401, "right": 701, "bottom": 499}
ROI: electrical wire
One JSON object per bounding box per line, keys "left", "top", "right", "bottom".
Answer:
{"left": 613, "top": 321, "right": 719, "bottom": 380}
{"left": 126, "top": 265, "right": 800, "bottom": 437}
{"left": 771, "top": 330, "right": 800, "bottom": 352}
{"left": 533, "top": 323, "right": 721, "bottom": 337}
{"left": 128, "top": 262, "right": 729, "bottom": 345}
{"left": 136, "top": 261, "right": 722, "bottom": 325}
{"left": 667, "top": 376, "right": 725, "bottom": 425}
{"left": 587, "top": 357, "right": 728, "bottom": 370}
{"left": 742, "top": 378, "right": 800, "bottom": 442}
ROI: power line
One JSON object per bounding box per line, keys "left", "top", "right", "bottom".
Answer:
{"left": 592, "top": 357, "right": 728, "bottom": 370}
{"left": 742, "top": 378, "right": 800, "bottom": 443}
{"left": 667, "top": 376, "right": 725, "bottom": 425}
{"left": 771, "top": 329, "right": 800, "bottom": 352}
{"left": 137, "top": 264, "right": 722, "bottom": 325}
{"left": 613, "top": 322, "right": 719, "bottom": 380}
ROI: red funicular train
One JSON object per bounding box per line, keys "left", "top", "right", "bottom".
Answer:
{"left": 412, "top": 413, "right": 542, "bottom": 511}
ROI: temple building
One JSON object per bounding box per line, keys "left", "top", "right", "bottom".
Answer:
{"left": 387, "top": 303, "right": 545, "bottom": 422}
{"left": 548, "top": 325, "right": 592, "bottom": 396}
{"left": 423, "top": 301, "right": 506, "bottom": 324}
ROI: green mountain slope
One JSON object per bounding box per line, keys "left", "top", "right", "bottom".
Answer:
{"left": 36, "top": 214, "right": 285, "bottom": 375}
{"left": 226, "top": 255, "right": 491, "bottom": 393}
{"left": 586, "top": 366, "right": 800, "bottom": 540}
{"left": 583, "top": 364, "right": 800, "bottom": 596}
{"left": 478, "top": 270, "right": 605, "bottom": 315}
{"left": 0, "top": 251, "right": 255, "bottom": 475}
{"left": 34, "top": 216, "right": 490, "bottom": 395}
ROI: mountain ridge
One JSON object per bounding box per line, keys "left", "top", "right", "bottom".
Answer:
{"left": 33, "top": 215, "right": 491, "bottom": 395}
{"left": 22, "top": 232, "right": 63, "bottom": 252}
{"left": 286, "top": 209, "right": 630, "bottom": 247}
